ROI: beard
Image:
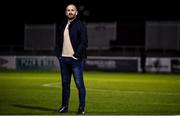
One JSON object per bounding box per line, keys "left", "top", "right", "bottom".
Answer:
{"left": 68, "top": 16, "right": 76, "bottom": 20}
{"left": 67, "top": 13, "right": 76, "bottom": 20}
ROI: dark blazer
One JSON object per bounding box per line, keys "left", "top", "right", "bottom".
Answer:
{"left": 55, "top": 18, "right": 88, "bottom": 61}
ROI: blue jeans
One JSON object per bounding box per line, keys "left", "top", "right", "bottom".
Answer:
{"left": 59, "top": 57, "right": 86, "bottom": 108}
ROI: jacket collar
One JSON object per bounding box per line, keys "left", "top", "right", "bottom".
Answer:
{"left": 64, "top": 18, "right": 78, "bottom": 25}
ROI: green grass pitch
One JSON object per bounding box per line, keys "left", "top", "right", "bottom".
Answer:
{"left": 0, "top": 71, "right": 180, "bottom": 115}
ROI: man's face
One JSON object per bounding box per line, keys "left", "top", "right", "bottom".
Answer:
{"left": 65, "top": 4, "right": 78, "bottom": 20}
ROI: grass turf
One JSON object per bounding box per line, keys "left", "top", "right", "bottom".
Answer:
{"left": 0, "top": 71, "right": 180, "bottom": 115}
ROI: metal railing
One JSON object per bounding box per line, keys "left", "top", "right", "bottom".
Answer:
{"left": 0, "top": 45, "right": 179, "bottom": 57}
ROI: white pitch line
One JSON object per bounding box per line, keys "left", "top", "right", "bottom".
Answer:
{"left": 42, "top": 82, "right": 180, "bottom": 96}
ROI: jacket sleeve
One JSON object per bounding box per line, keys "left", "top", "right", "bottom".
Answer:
{"left": 73, "top": 22, "right": 88, "bottom": 59}
{"left": 54, "top": 23, "right": 61, "bottom": 58}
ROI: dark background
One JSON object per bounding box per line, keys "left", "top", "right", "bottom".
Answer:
{"left": 1, "top": 0, "right": 180, "bottom": 48}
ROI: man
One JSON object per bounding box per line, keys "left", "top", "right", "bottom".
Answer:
{"left": 55, "top": 3, "right": 88, "bottom": 115}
